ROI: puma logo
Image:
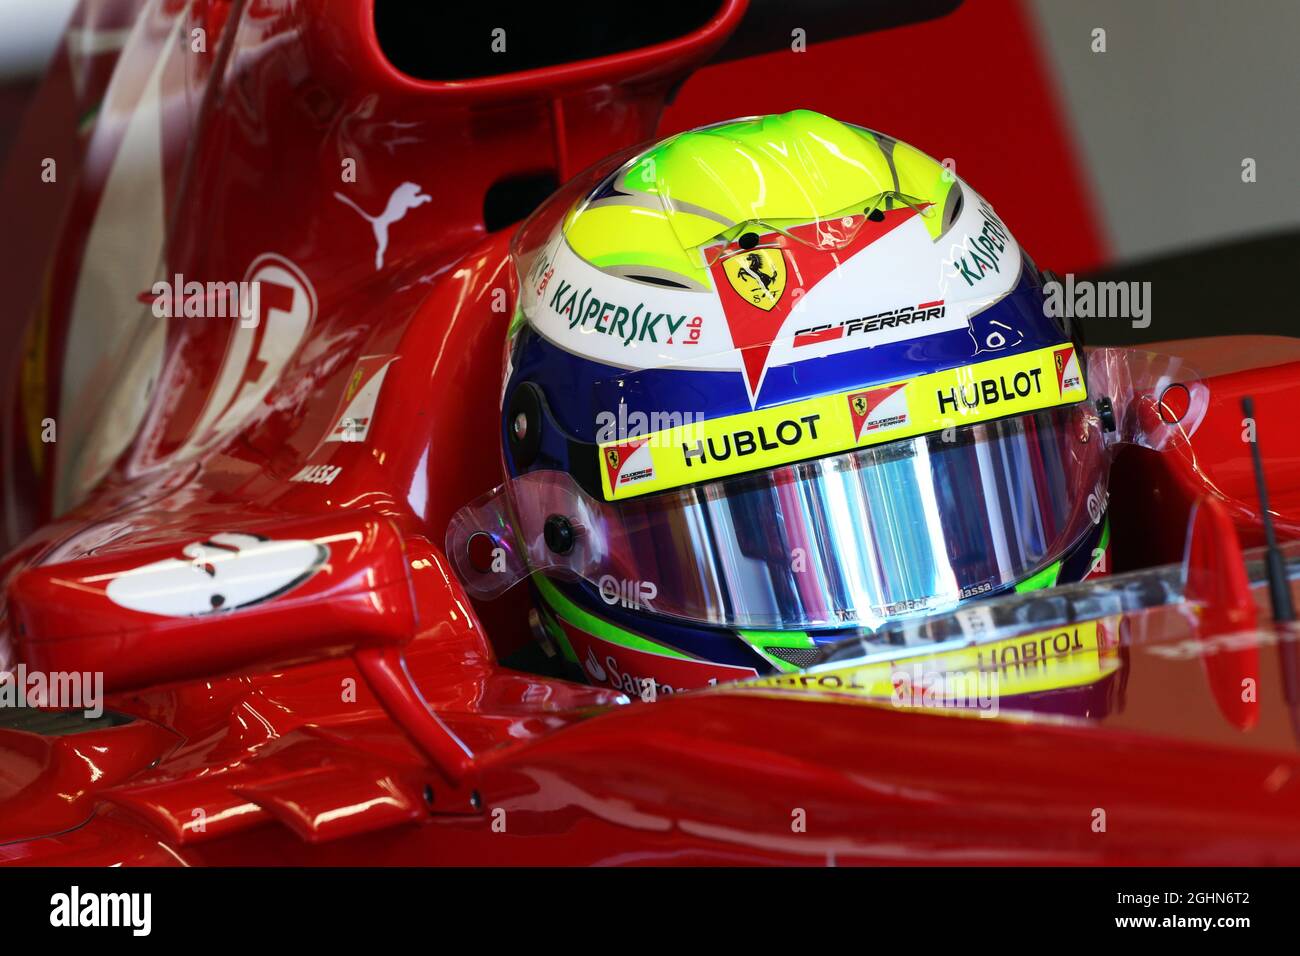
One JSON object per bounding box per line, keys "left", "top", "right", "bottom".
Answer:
{"left": 334, "top": 181, "right": 432, "bottom": 270}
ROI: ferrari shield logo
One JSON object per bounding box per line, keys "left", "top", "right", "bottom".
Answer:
{"left": 722, "top": 249, "right": 787, "bottom": 311}
{"left": 344, "top": 367, "right": 365, "bottom": 402}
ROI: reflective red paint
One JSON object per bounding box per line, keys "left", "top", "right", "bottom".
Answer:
{"left": 0, "top": 1, "right": 1298, "bottom": 866}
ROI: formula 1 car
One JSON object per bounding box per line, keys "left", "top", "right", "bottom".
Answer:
{"left": 1, "top": 0, "right": 1299, "bottom": 867}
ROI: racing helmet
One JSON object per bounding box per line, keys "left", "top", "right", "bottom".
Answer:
{"left": 449, "top": 110, "right": 1167, "bottom": 695}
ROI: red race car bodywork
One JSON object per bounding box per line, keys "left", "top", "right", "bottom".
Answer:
{"left": 2, "top": 0, "right": 1300, "bottom": 866}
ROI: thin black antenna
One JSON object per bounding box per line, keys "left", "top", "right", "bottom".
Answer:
{"left": 1243, "top": 396, "right": 1294, "bottom": 622}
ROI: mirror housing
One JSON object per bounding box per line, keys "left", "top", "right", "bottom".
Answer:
{"left": 9, "top": 511, "right": 479, "bottom": 795}
{"left": 10, "top": 512, "right": 417, "bottom": 691}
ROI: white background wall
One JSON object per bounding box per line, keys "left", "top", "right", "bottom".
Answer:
{"left": 0, "top": 0, "right": 79, "bottom": 81}
{"left": 1029, "top": 0, "right": 1300, "bottom": 260}
{"left": 3, "top": 0, "right": 1298, "bottom": 264}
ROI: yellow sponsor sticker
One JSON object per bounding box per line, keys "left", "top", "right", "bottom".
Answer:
{"left": 732, "top": 619, "right": 1116, "bottom": 702}
{"left": 598, "top": 344, "right": 1088, "bottom": 499}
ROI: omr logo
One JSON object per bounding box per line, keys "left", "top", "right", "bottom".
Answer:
{"left": 1087, "top": 476, "right": 1109, "bottom": 525}
{"left": 598, "top": 575, "right": 658, "bottom": 610}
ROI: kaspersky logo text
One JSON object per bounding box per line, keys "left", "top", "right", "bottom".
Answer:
{"left": 547, "top": 279, "right": 703, "bottom": 347}
{"left": 950, "top": 201, "right": 1012, "bottom": 288}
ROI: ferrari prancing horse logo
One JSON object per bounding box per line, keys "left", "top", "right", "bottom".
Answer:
{"left": 722, "top": 249, "right": 787, "bottom": 311}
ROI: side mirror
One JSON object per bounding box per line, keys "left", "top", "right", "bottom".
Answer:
{"left": 9, "top": 511, "right": 476, "bottom": 796}
{"left": 10, "top": 512, "right": 415, "bottom": 688}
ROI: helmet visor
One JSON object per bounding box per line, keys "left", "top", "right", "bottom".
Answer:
{"left": 449, "top": 403, "right": 1107, "bottom": 630}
